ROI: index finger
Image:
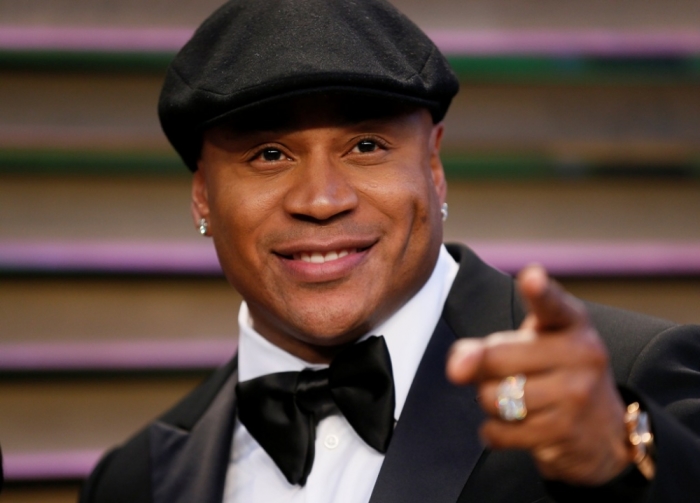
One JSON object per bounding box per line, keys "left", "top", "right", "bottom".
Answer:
{"left": 517, "top": 264, "right": 588, "bottom": 332}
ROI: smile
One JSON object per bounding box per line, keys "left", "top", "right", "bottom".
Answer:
{"left": 292, "top": 249, "right": 357, "bottom": 263}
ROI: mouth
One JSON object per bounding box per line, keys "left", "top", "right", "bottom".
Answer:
{"left": 272, "top": 240, "right": 376, "bottom": 282}
{"left": 291, "top": 248, "right": 358, "bottom": 264}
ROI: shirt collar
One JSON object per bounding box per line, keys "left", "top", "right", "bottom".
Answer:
{"left": 237, "top": 244, "right": 459, "bottom": 419}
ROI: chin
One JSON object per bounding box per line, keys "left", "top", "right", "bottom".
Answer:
{"left": 286, "top": 303, "right": 376, "bottom": 346}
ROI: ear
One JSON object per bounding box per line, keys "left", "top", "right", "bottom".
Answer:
{"left": 191, "top": 168, "right": 210, "bottom": 232}
{"left": 428, "top": 122, "right": 447, "bottom": 205}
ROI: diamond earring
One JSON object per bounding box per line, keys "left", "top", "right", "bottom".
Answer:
{"left": 198, "top": 218, "right": 209, "bottom": 236}
{"left": 441, "top": 203, "right": 448, "bottom": 222}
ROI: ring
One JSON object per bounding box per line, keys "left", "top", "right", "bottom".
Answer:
{"left": 496, "top": 374, "right": 527, "bottom": 421}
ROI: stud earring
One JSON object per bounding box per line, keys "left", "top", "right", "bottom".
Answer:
{"left": 441, "top": 203, "right": 448, "bottom": 222}
{"left": 198, "top": 218, "right": 209, "bottom": 236}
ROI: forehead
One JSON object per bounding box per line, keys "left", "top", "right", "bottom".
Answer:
{"left": 213, "top": 93, "right": 427, "bottom": 136}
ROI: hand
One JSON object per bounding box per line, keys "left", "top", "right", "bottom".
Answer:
{"left": 446, "top": 265, "right": 632, "bottom": 485}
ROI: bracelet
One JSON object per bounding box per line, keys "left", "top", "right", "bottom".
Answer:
{"left": 623, "top": 402, "right": 655, "bottom": 480}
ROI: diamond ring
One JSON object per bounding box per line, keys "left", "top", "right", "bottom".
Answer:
{"left": 496, "top": 374, "right": 527, "bottom": 421}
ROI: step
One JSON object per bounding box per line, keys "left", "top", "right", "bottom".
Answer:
{"left": 4, "top": 451, "right": 100, "bottom": 481}
{"left": 443, "top": 180, "right": 700, "bottom": 241}
{"left": 3, "top": 26, "right": 700, "bottom": 78}
{"left": 3, "top": 26, "right": 700, "bottom": 57}
{"left": 0, "top": 482, "right": 82, "bottom": 503}
{"left": 0, "top": 340, "right": 237, "bottom": 372}
{"left": 4, "top": 177, "right": 699, "bottom": 241}
{"left": 0, "top": 272, "right": 697, "bottom": 362}
{"left": 0, "top": 0, "right": 698, "bottom": 30}
{"left": 0, "top": 276, "right": 240, "bottom": 344}
{"left": 1, "top": 274, "right": 698, "bottom": 373}
{"left": 1, "top": 73, "right": 698, "bottom": 175}
{"left": 561, "top": 277, "right": 700, "bottom": 325}
{"left": 0, "top": 375, "right": 206, "bottom": 456}
{"left": 0, "top": 72, "right": 168, "bottom": 152}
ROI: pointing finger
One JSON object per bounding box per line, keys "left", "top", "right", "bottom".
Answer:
{"left": 517, "top": 264, "right": 588, "bottom": 332}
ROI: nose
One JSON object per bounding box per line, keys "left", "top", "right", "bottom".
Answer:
{"left": 283, "top": 153, "right": 359, "bottom": 222}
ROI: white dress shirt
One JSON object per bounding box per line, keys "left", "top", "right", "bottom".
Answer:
{"left": 223, "top": 245, "right": 459, "bottom": 503}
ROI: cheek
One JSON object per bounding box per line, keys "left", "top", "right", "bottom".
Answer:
{"left": 358, "top": 164, "right": 437, "bottom": 235}
{"left": 206, "top": 177, "right": 284, "bottom": 280}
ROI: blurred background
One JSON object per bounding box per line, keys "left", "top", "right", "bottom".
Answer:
{"left": 1, "top": 0, "right": 699, "bottom": 501}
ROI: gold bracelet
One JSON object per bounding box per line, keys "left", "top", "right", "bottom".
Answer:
{"left": 624, "top": 402, "right": 656, "bottom": 480}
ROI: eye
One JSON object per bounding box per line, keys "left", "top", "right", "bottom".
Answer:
{"left": 261, "top": 148, "right": 285, "bottom": 161}
{"left": 354, "top": 140, "right": 378, "bottom": 153}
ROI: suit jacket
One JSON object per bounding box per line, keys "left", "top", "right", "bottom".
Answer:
{"left": 80, "top": 244, "right": 700, "bottom": 503}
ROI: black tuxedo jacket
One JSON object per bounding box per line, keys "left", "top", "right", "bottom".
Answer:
{"left": 80, "top": 244, "right": 700, "bottom": 503}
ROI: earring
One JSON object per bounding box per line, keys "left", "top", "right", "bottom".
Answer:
{"left": 441, "top": 203, "right": 448, "bottom": 222}
{"left": 198, "top": 218, "right": 209, "bottom": 236}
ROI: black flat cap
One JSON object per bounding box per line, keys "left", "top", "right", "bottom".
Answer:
{"left": 158, "top": 0, "right": 460, "bottom": 171}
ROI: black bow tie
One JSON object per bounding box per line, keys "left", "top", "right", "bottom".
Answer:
{"left": 235, "top": 335, "right": 395, "bottom": 486}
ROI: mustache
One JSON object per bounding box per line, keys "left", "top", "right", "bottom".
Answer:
{"left": 261, "top": 221, "right": 382, "bottom": 249}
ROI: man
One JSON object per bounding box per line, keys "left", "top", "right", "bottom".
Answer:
{"left": 80, "top": 0, "right": 700, "bottom": 502}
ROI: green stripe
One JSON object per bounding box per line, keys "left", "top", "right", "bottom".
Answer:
{"left": 3, "top": 149, "right": 699, "bottom": 179}
{"left": 0, "top": 50, "right": 174, "bottom": 73}
{"left": 447, "top": 56, "right": 700, "bottom": 83}
{"left": 0, "top": 150, "right": 187, "bottom": 175}
{"left": 442, "top": 154, "right": 700, "bottom": 179}
{"left": 2, "top": 50, "right": 700, "bottom": 82}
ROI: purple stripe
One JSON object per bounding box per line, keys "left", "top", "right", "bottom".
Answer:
{"left": 468, "top": 241, "right": 700, "bottom": 276}
{"left": 0, "top": 339, "right": 237, "bottom": 371}
{"left": 2, "top": 240, "right": 700, "bottom": 277}
{"left": 1, "top": 26, "right": 700, "bottom": 56}
{"left": 430, "top": 29, "right": 700, "bottom": 57}
{"left": 0, "top": 26, "right": 192, "bottom": 52}
{"left": 0, "top": 240, "right": 222, "bottom": 274}
{"left": 3, "top": 450, "right": 102, "bottom": 480}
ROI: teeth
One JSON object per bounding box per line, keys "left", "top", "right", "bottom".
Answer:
{"left": 295, "top": 248, "right": 355, "bottom": 263}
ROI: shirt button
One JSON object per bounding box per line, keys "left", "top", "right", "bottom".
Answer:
{"left": 324, "top": 434, "right": 339, "bottom": 449}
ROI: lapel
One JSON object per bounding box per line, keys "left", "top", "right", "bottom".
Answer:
{"left": 369, "top": 244, "right": 524, "bottom": 503}
{"left": 149, "top": 358, "right": 239, "bottom": 503}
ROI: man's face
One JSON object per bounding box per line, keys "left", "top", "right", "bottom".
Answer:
{"left": 192, "top": 96, "right": 447, "bottom": 361}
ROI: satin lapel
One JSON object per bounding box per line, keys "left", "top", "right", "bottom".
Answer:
{"left": 149, "top": 369, "right": 238, "bottom": 503}
{"left": 370, "top": 244, "right": 522, "bottom": 503}
{"left": 443, "top": 243, "right": 526, "bottom": 338}
{"left": 369, "top": 318, "right": 484, "bottom": 503}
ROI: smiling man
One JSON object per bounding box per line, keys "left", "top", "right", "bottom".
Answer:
{"left": 80, "top": 1, "right": 700, "bottom": 502}
{"left": 194, "top": 96, "right": 446, "bottom": 362}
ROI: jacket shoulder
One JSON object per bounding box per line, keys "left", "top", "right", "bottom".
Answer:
{"left": 584, "top": 301, "right": 677, "bottom": 383}
{"left": 80, "top": 430, "right": 151, "bottom": 503}
{"left": 80, "top": 356, "right": 238, "bottom": 502}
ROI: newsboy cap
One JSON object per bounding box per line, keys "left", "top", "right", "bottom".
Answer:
{"left": 158, "top": 0, "right": 460, "bottom": 172}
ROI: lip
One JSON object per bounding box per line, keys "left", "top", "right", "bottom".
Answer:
{"left": 272, "top": 237, "right": 377, "bottom": 283}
